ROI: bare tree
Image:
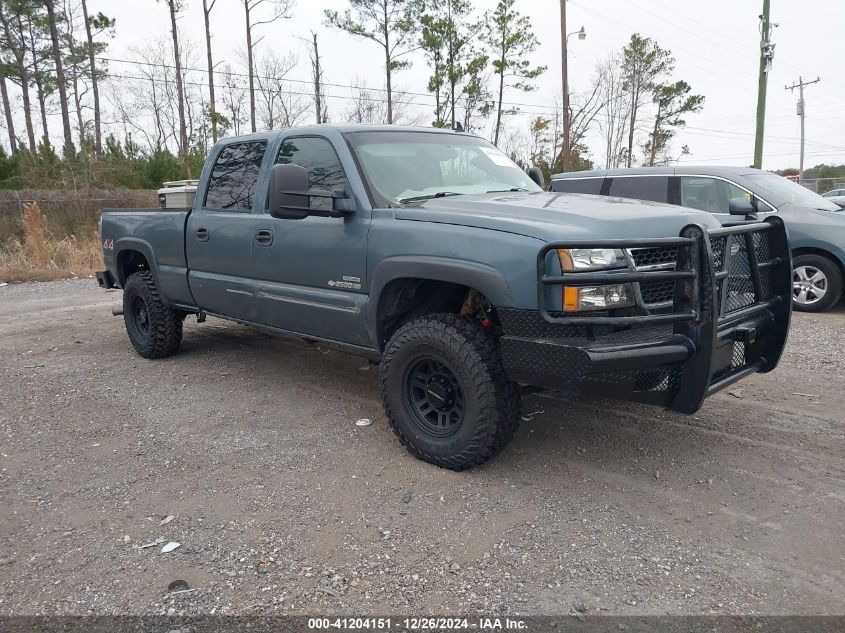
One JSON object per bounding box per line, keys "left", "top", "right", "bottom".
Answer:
{"left": 44, "top": 0, "right": 75, "bottom": 157}
{"left": 219, "top": 64, "right": 248, "bottom": 136}
{"left": 158, "top": 0, "right": 189, "bottom": 171}
{"left": 307, "top": 30, "right": 326, "bottom": 124}
{"left": 254, "top": 49, "right": 307, "bottom": 130}
{"left": 344, "top": 76, "right": 421, "bottom": 125}
{"left": 201, "top": 0, "right": 218, "bottom": 142}
{"left": 595, "top": 54, "right": 630, "bottom": 169}
{"left": 566, "top": 81, "right": 604, "bottom": 164}
{"left": 243, "top": 0, "right": 294, "bottom": 133}
{"left": 115, "top": 39, "right": 178, "bottom": 152}
{"left": 110, "top": 35, "right": 202, "bottom": 157}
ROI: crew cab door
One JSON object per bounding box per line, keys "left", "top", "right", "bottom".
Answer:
{"left": 186, "top": 140, "right": 267, "bottom": 321}
{"left": 252, "top": 135, "right": 370, "bottom": 346}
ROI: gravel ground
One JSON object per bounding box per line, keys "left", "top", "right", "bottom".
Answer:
{"left": 0, "top": 279, "right": 843, "bottom": 616}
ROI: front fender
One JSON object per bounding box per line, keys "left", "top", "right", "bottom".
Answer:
{"left": 366, "top": 255, "right": 514, "bottom": 349}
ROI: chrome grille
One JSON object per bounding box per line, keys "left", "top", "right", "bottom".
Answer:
{"left": 630, "top": 246, "right": 678, "bottom": 269}
{"left": 628, "top": 246, "right": 678, "bottom": 306}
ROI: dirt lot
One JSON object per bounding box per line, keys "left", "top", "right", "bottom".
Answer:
{"left": 1, "top": 279, "right": 843, "bottom": 616}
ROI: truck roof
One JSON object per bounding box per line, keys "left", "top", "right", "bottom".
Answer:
{"left": 217, "top": 124, "right": 471, "bottom": 144}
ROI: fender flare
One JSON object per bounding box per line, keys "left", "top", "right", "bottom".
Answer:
{"left": 366, "top": 255, "right": 514, "bottom": 349}
{"left": 113, "top": 237, "right": 167, "bottom": 304}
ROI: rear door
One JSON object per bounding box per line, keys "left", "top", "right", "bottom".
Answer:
{"left": 186, "top": 140, "right": 267, "bottom": 321}
{"left": 251, "top": 135, "right": 371, "bottom": 346}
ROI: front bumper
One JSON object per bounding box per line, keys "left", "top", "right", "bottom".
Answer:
{"left": 500, "top": 219, "right": 792, "bottom": 414}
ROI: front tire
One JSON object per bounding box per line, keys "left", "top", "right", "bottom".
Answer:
{"left": 792, "top": 254, "right": 843, "bottom": 313}
{"left": 123, "top": 271, "right": 183, "bottom": 358}
{"left": 379, "top": 314, "right": 520, "bottom": 470}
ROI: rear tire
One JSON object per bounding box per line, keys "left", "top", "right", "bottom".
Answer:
{"left": 792, "top": 254, "right": 843, "bottom": 313}
{"left": 379, "top": 314, "right": 520, "bottom": 470}
{"left": 123, "top": 271, "right": 183, "bottom": 358}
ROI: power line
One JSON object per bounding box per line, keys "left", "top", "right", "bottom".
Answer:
{"left": 96, "top": 55, "right": 563, "bottom": 115}
{"left": 569, "top": 0, "right": 753, "bottom": 93}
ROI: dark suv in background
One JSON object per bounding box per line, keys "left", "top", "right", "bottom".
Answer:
{"left": 550, "top": 167, "right": 845, "bottom": 312}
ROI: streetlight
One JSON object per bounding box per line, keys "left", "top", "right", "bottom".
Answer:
{"left": 561, "top": 0, "right": 587, "bottom": 172}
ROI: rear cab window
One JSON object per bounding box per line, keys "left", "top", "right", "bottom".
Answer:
{"left": 550, "top": 177, "right": 604, "bottom": 195}
{"left": 204, "top": 141, "right": 267, "bottom": 211}
{"left": 607, "top": 176, "right": 669, "bottom": 203}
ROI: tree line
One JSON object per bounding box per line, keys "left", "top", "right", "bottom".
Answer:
{"left": 0, "top": 0, "right": 705, "bottom": 190}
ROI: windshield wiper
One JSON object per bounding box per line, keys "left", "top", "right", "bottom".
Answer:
{"left": 399, "top": 191, "right": 464, "bottom": 203}
{"left": 486, "top": 187, "right": 530, "bottom": 193}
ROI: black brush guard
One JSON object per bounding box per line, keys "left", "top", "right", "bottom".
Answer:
{"left": 499, "top": 218, "right": 792, "bottom": 414}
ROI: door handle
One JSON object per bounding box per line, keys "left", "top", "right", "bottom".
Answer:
{"left": 195, "top": 227, "right": 209, "bottom": 242}
{"left": 255, "top": 229, "right": 273, "bottom": 246}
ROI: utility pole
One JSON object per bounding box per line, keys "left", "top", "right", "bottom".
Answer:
{"left": 786, "top": 76, "right": 820, "bottom": 179}
{"left": 560, "top": 0, "right": 571, "bottom": 172}
{"left": 753, "top": 0, "right": 775, "bottom": 168}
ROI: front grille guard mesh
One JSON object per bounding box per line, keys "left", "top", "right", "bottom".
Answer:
{"left": 708, "top": 227, "right": 780, "bottom": 320}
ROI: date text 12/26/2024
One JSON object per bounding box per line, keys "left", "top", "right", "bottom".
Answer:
{"left": 308, "top": 617, "right": 528, "bottom": 630}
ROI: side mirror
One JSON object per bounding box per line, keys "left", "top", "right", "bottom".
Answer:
{"left": 527, "top": 166, "right": 545, "bottom": 189}
{"left": 268, "top": 163, "right": 356, "bottom": 219}
{"left": 269, "top": 163, "right": 310, "bottom": 219}
{"left": 728, "top": 197, "right": 756, "bottom": 216}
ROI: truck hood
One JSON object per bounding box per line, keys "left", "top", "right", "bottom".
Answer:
{"left": 394, "top": 191, "right": 720, "bottom": 241}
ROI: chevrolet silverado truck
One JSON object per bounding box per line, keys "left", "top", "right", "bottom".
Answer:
{"left": 97, "top": 125, "right": 792, "bottom": 470}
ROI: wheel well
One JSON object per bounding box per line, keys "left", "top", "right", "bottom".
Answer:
{"left": 792, "top": 248, "right": 845, "bottom": 276}
{"left": 376, "top": 278, "right": 494, "bottom": 350}
{"left": 117, "top": 250, "right": 151, "bottom": 285}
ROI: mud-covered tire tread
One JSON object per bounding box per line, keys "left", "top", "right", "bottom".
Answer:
{"left": 123, "top": 271, "right": 182, "bottom": 359}
{"left": 379, "top": 314, "right": 520, "bottom": 470}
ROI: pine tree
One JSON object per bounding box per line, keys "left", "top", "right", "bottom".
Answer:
{"left": 481, "top": 0, "right": 545, "bottom": 145}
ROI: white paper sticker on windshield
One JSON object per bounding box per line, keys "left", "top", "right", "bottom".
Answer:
{"left": 480, "top": 146, "right": 515, "bottom": 167}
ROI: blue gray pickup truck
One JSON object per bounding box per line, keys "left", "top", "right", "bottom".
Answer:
{"left": 97, "top": 125, "right": 792, "bottom": 470}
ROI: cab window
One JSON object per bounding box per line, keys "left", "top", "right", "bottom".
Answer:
{"left": 679, "top": 176, "right": 749, "bottom": 214}
{"left": 275, "top": 137, "right": 348, "bottom": 212}
{"left": 204, "top": 141, "right": 267, "bottom": 210}
{"left": 550, "top": 177, "right": 604, "bottom": 195}
{"left": 607, "top": 176, "right": 669, "bottom": 203}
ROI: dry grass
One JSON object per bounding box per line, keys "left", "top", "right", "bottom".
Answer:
{"left": 0, "top": 202, "right": 102, "bottom": 283}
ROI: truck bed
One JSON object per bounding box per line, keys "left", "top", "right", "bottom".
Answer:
{"left": 99, "top": 208, "right": 195, "bottom": 308}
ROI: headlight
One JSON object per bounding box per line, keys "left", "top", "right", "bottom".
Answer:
{"left": 558, "top": 248, "right": 626, "bottom": 271}
{"left": 557, "top": 248, "right": 635, "bottom": 312}
{"left": 564, "top": 284, "right": 633, "bottom": 311}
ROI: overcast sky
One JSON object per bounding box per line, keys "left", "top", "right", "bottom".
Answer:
{"left": 90, "top": 0, "right": 844, "bottom": 170}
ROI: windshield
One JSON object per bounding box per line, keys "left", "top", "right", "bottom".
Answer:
{"left": 345, "top": 130, "right": 541, "bottom": 205}
{"left": 746, "top": 173, "right": 841, "bottom": 211}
